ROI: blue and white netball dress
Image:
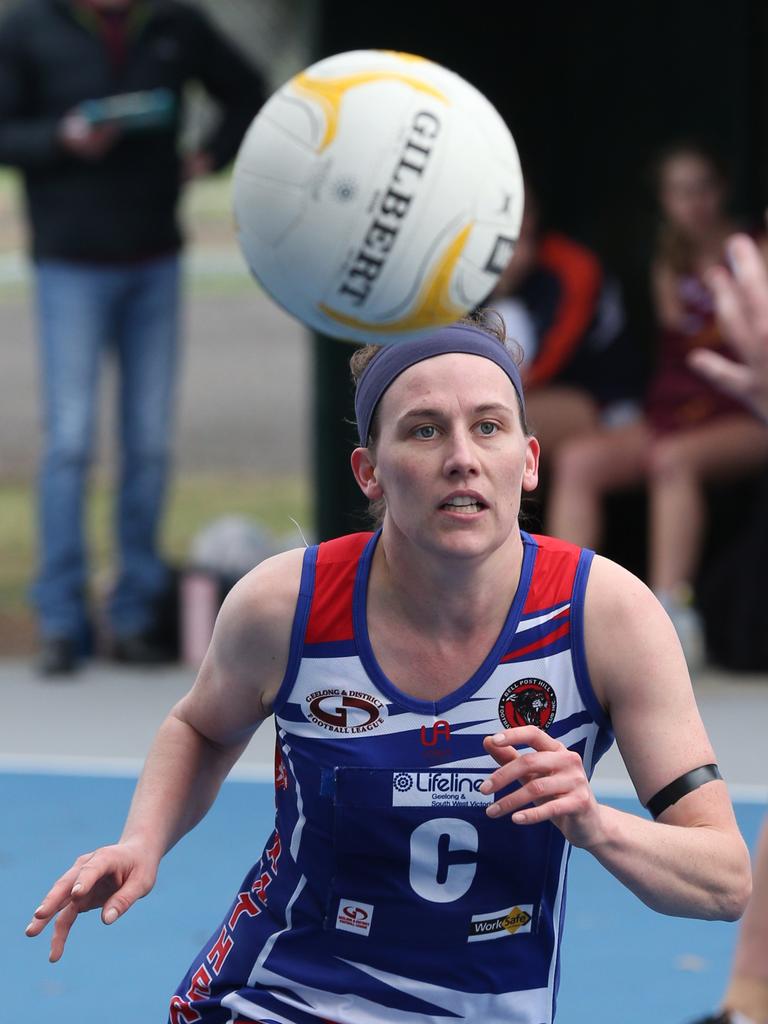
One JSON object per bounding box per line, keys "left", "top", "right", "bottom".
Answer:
{"left": 169, "top": 530, "right": 614, "bottom": 1024}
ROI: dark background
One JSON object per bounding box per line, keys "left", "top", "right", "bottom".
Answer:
{"left": 311, "top": 0, "right": 768, "bottom": 567}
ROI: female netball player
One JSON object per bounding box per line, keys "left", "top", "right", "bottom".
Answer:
{"left": 26, "top": 317, "right": 751, "bottom": 1024}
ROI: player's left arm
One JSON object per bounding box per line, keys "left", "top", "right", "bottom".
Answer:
{"left": 481, "top": 555, "right": 751, "bottom": 921}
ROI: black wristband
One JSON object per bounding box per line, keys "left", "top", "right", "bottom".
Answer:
{"left": 645, "top": 764, "right": 723, "bottom": 820}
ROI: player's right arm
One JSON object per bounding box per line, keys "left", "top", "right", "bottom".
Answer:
{"left": 25, "top": 547, "right": 306, "bottom": 962}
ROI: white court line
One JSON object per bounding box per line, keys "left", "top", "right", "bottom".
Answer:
{"left": 0, "top": 756, "right": 765, "bottom": 805}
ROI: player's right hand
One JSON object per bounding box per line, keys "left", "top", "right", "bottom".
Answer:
{"left": 25, "top": 841, "right": 157, "bottom": 962}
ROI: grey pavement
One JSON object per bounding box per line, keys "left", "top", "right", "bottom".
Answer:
{"left": 1, "top": 656, "right": 765, "bottom": 799}
{"left": 0, "top": 656, "right": 276, "bottom": 779}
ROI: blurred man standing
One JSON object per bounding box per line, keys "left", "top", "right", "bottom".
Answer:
{"left": 0, "top": 0, "right": 264, "bottom": 673}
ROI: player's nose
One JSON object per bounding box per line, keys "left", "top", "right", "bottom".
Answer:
{"left": 442, "top": 428, "right": 480, "bottom": 476}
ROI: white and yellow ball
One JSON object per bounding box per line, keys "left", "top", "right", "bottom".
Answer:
{"left": 233, "top": 49, "right": 524, "bottom": 344}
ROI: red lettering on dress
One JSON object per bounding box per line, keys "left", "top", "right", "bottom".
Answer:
{"left": 251, "top": 870, "right": 272, "bottom": 904}
{"left": 169, "top": 995, "right": 201, "bottom": 1023}
{"left": 228, "top": 890, "right": 261, "bottom": 930}
{"left": 207, "top": 926, "right": 234, "bottom": 975}
{"left": 186, "top": 964, "right": 211, "bottom": 1002}
{"left": 266, "top": 831, "right": 282, "bottom": 873}
{"left": 275, "top": 743, "right": 289, "bottom": 790}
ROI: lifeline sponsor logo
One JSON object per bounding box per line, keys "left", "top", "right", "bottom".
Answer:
{"left": 336, "top": 899, "right": 374, "bottom": 936}
{"left": 392, "top": 771, "right": 492, "bottom": 808}
{"left": 304, "top": 688, "right": 386, "bottom": 734}
{"left": 468, "top": 904, "right": 533, "bottom": 942}
{"left": 498, "top": 677, "right": 557, "bottom": 732}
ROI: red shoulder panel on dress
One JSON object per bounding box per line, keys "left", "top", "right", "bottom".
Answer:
{"left": 523, "top": 534, "right": 582, "bottom": 614}
{"left": 304, "top": 533, "right": 373, "bottom": 644}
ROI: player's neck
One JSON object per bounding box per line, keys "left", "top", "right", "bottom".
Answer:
{"left": 371, "top": 526, "right": 524, "bottom": 636}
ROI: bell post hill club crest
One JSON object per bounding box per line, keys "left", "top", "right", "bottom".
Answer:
{"left": 498, "top": 678, "right": 557, "bottom": 731}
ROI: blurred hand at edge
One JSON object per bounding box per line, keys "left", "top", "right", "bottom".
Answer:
{"left": 690, "top": 232, "right": 768, "bottom": 422}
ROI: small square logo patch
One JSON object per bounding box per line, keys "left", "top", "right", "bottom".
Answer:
{"left": 484, "top": 235, "right": 517, "bottom": 275}
{"left": 336, "top": 899, "right": 374, "bottom": 935}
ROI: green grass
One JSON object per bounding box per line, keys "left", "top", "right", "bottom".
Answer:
{"left": 0, "top": 474, "right": 312, "bottom": 651}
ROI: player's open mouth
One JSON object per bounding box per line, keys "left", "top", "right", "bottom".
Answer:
{"left": 440, "top": 495, "right": 487, "bottom": 514}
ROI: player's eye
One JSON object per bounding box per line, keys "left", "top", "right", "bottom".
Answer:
{"left": 413, "top": 424, "right": 438, "bottom": 439}
{"left": 477, "top": 421, "right": 498, "bottom": 436}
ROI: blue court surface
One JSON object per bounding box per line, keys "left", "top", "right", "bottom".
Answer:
{"left": 4, "top": 769, "right": 764, "bottom": 1023}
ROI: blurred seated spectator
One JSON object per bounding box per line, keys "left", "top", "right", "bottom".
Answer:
{"left": 546, "top": 142, "right": 768, "bottom": 664}
{"left": 488, "top": 188, "right": 644, "bottom": 460}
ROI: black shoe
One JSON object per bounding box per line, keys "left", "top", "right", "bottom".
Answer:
{"left": 111, "top": 631, "right": 175, "bottom": 666}
{"left": 39, "top": 636, "right": 78, "bottom": 676}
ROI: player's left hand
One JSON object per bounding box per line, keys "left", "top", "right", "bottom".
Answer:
{"left": 480, "top": 726, "right": 603, "bottom": 848}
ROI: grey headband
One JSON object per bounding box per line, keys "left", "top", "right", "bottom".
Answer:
{"left": 354, "top": 323, "right": 525, "bottom": 445}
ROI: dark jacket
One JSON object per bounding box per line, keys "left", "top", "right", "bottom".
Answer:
{"left": 0, "top": 0, "right": 264, "bottom": 261}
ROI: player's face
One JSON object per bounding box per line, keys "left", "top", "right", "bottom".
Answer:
{"left": 353, "top": 353, "right": 539, "bottom": 560}
{"left": 660, "top": 154, "right": 725, "bottom": 237}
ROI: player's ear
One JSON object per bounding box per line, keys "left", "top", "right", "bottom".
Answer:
{"left": 522, "top": 435, "right": 539, "bottom": 493}
{"left": 351, "top": 447, "right": 383, "bottom": 500}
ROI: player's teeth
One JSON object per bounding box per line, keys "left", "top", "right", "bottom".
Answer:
{"left": 444, "top": 501, "right": 481, "bottom": 512}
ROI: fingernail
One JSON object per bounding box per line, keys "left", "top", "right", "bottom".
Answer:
{"left": 35, "top": 905, "right": 45, "bottom": 915}
{"left": 479, "top": 780, "right": 492, "bottom": 794}
{"left": 71, "top": 883, "right": 82, "bottom": 895}
{"left": 513, "top": 811, "right": 528, "bottom": 823}
{"left": 25, "top": 922, "right": 34, "bottom": 934}
{"left": 487, "top": 802, "right": 501, "bottom": 817}
{"left": 104, "top": 907, "right": 118, "bottom": 924}
{"left": 492, "top": 732, "right": 506, "bottom": 744}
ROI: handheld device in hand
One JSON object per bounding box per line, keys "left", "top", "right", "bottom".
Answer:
{"left": 78, "top": 88, "right": 175, "bottom": 131}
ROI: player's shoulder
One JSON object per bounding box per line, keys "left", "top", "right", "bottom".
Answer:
{"left": 224, "top": 546, "right": 307, "bottom": 629}
{"left": 228, "top": 532, "right": 372, "bottom": 618}
{"left": 203, "top": 547, "right": 307, "bottom": 703}
{"left": 583, "top": 555, "right": 686, "bottom": 704}
{"left": 584, "top": 553, "right": 660, "bottom": 624}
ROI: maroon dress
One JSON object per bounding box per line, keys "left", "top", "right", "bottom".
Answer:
{"left": 645, "top": 269, "right": 746, "bottom": 434}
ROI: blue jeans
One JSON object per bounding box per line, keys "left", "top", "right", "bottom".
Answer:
{"left": 31, "top": 256, "right": 181, "bottom": 641}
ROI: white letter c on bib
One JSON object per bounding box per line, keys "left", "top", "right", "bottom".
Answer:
{"left": 409, "top": 818, "right": 478, "bottom": 903}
